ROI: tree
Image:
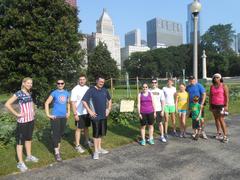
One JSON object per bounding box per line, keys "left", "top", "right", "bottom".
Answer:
{"left": 87, "top": 41, "right": 119, "bottom": 81}
{"left": 0, "top": 0, "right": 84, "bottom": 105}
{"left": 201, "top": 24, "right": 235, "bottom": 53}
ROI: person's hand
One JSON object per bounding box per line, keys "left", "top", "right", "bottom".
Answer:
{"left": 154, "top": 112, "right": 156, "bottom": 119}
{"left": 74, "top": 114, "right": 79, "bottom": 121}
{"left": 16, "top": 113, "right": 23, "bottom": 118}
{"left": 106, "top": 109, "right": 110, "bottom": 117}
{"left": 89, "top": 111, "right": 97, "bottom": 119}
{"left": 224, "top": 106, "right": 228, "bottom": 111}
{"left": 160, "top": 111, "right": 164, "bottom": 117}
{"left": 139, "top": 114, "right": 142, "bottom": 119}
{"left": 47, "top": 115, "right": 55, "bottom": 120}
{"left": 196, "top": 117, "right": 199, "bottom": 121}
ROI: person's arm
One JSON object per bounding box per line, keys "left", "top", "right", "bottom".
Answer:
{"left": 175, "top": 93, "right": 179, "bottom": 112}
{"left": 160, "top": 94, "right": 165, "bottom": 117}
{"left": 66, "top": 98, "right": 70, "bottom": 120}
{"left": 5, "top": 95, "right": 21, "bottom": 117}
{"left": 82, "top": 101, "right": 97, "bottom": 118}
{"left": 106, "top": 99, "right": 112, "bottom": 117}
{"left": 223, "top": 84, "right": 229, "bottom": 111}
{"left": 209, "top": 86, "right": 212, "bottom": 111}
{"left": 150, "top": 92, "right": 156, "bottom": 118}
{"left": 45, "top": 95, "right": 55, "bottom": 119}
{"left": 197, "top": 104, "right": 203, "bottom": 121}
{"left": 71, "top": 101, "right": 79, "bottom": 121}
{"left": 137, "top": 93, "right": 142, "bottom": 119}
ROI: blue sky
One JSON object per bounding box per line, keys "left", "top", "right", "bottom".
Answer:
{"left": 77, "top": 0, "right": 240, "bottom": 47}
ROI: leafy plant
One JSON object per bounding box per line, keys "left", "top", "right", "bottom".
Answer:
{"left": 0, "top": 113, "right": 16, "bottom": 146}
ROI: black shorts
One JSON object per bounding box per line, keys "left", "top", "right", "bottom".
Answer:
{"left": 75, "top": 114, "right": 91, "bottom": 129}
{"left": 211, "top": 104, "right": 224, "bottom": 114}
{"left": 92, "top": 119, "right": 107, "bottom": 138}
{"left": 16, "top": 120, "right": 34, "bottom": 145}
{"left": 155, "top": 111, "right": 163, "bottom": 124}
{"left": 140, "top": 113, "right": 155, "bottom": 126}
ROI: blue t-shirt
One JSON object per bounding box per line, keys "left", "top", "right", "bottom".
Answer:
{"left": 186, "top": 83, "right": 205, "bottom": 103}
{"left": 82, "top": 86, "right": 111, "bottom": 120}
{"left": 50, "top": 90, "right": 69, "bottom": 117}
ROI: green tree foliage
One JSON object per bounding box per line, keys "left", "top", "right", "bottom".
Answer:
{"left": 0, "top": 0, "right": 84, "bottom": 105}
{"left": 201, "top": 24, "right": 235, "bottom": 53}
{"left": 87, "top": 41, "right": 119, "bottom": 81}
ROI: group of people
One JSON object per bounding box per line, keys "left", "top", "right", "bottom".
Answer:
{"left": 137, "top": 74, "right": 229, "bottom": 145}
{"left": 4, "top": 73, "right": 229, "bottom": 173}
{"left": 5, "top": 75, "right": 112, "bottom": 172}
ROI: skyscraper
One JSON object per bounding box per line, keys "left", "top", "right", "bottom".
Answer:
{"left": 147, "top": 18, "right": 183, "bottom": 49}
{"left": 88, "top": 9, "right": 121, "bottom": 69}
{"left": 186, "top": 2, "right": 201, "bottom": 44}
{"left": 65, "top": 0, "right": 77, "bottom": 7}
{"left": 125, "top": 29, "right": 141, "bottom": 47}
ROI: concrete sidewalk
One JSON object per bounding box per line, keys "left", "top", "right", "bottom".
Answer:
{"left": 2, "top": 116, "right": 240, "bottom": 180}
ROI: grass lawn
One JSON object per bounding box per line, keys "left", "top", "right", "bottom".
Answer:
{"left": 0, "top": 86, "right": 239, "bottom": 176}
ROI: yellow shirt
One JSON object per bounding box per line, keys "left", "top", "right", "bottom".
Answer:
{"left": 177, "top": 92, "right": 189, "bottom": 110}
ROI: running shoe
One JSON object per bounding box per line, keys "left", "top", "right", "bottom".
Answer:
{"left": 192, "top": 133, "right": 196, "bottom": 139}
{"left": 98, "top": 148, "right": 109, "bottom": 154}
{"left": 183, "top": 132, "right": 187, "bottom": 138}
{"left": 215, "top": 133, "right": 224, "bottom": 140}
{"left": 139, "top": 139, "right": 146, "bottom": 146}
{"left": 17, "top": 162, "right": 28, "bottom": 172}
{"left": 172, "top": 131, "right": 178, "bottom": 137}
{"left": 160, "top": 136, "right": 167, "bottom": 143}
{"left": 55, "top": 153, "right": 62, "bottom": 162}
{"left": 93, "top": 152, "right": 99, "bottom": 160}
{"left": 222, "top": 136, "right": 229, "bottom": 143}
{"left": 201, "top": 131, "right": 208, "bottom": 139}
{"left": 25, "top": 155, "right": 39, "bottom": 163}
{"left": 148, "top": 139, "right": 155, "bottom": 145}
{"left": 75, "top": 145, "right": 85, "bottom": 153}
{"left": 179, "top": 133, "right": 184, "bottom": 138}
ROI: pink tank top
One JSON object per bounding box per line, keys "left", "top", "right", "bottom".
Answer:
{"left": 140, "top": 92, "right": 154, "bottom": 113}
{"left": 210, "top": 83, "right": 225, "bottom": 105}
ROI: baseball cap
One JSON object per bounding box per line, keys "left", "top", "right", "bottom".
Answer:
{"left": 193, "top": 96, "right": 199, "bottom": 102}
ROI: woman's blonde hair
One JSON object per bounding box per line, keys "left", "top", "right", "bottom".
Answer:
{"left": 21, "top": 77, "right": 33, "bottom": 92}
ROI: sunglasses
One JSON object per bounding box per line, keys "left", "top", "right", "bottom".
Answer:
{"left": 57, "top": 82, "right": 65, "bottom": 85}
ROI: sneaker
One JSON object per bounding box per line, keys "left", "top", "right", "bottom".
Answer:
{"left": 98, "top": 148, "right": 109, "bottom": 154}
{"left": 179, "top": 133, "right": 183, "bottom": 138}
{"left": 75, "top": 145, "right": 85, "bottom": 153}
{"left": 17, "top": 162, "right": 28, "bottom": 172}
{"left": 215, "top": 133, "right": 224, "bottom": 140}
{"left": 183, "top": 132, "right": 187, "bottom": 138}
{"left": 139, "top": 139, "right": 146, "bottom": 146}
{"left": 25, "top": 155, "right": 39, "bottom": 163}
{"left": 201, "top": 131, "right": 208, "bottom": 139}
{"left": 173, "top": 131, "right": 178, "bottom": 137}
{"left": 222, "top": 136, "right": 229, "bottom": 143}
{"left": 164, "top": 134, "right": 168, "bottom": 139}
{"left": 55, "top": 153, "right": 62, "bottom": 162}
{"left": 148, "top": 138, "right": 155, "bottom": 145}
{"left": 192, "top": 133, "right": 196, "bottom": 139}
{"left": 93, "top": 152, "right": 99, "bottom": 160}
{"left": 194, "top": 133, "right": 199, "bottom": 141}
{"left": 160, "top": 136, "right": 167, "bottom": 143}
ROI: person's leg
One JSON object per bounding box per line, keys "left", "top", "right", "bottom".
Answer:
{"left": 141, "top": 125, "right": 146, "bottom": 140}
{"left": 219, "top": 115, "right": 227, "bottom": 136}
{"left": 149, "top": 125, "right": 154, "bottom": 139}
{"left": 16, "top": 145, "right": 24, "bottom": 163}
{"left": 159, "top": 122, "right": 164, "bottom": 137}
{"left": 51, "top": 119, "right": 60, "bottom": 154}
{"left": 75, "top": 128, "right": 81, "bottom": 146}
{"left": 84, "top": 128, "right": 90, "bottom": 143}
{"left": 171, "top": 112, "right": 176, "bottom": 132}
{"left": 164, "top": 112, "right": 169, "bottom": 134}
{"left": 25, "top": 141, "right": 32, "bottom": 156}
{"left": 178, "top": 112, "right": 183, "bottom": 134}
{"left": 182, "top": 113, "right": 187, "bottom": 133}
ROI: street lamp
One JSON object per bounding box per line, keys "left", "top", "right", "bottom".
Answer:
{"left": 191, "top": 0, "right": 202, "bottom": 80}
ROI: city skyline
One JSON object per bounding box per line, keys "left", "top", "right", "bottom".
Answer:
{"left": 77, "top": 0, "right": 240, "bottom": 47}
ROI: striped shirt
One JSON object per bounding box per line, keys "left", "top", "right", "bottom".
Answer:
{"left": 15, "top": 90, "right": 35, "bottom": 123}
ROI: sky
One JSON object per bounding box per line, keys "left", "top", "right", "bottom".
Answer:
{"left": 77, "top": 0, "right": 240, "bottom": 47}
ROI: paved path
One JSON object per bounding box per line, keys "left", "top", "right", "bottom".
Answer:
{"left": 2, "top": 116, "right": 240, "bottom": 180}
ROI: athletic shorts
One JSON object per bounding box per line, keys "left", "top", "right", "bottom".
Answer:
{"left": 211, "top": 104, "right": 224, "bottom": 114}
{"left": 92, "top": 119, "right": 107, "bottom": 138}
{"left": 178, "top": 109, "right": 187, "bottom": 114}
{"left": 16, "top": 120, "right": 34, "bottom": 145}
{"left": 156, "top": 111, "right": 163, "bottom": 124}
{"left": 140, "top": 112, "right": 155, "bottom": 126}
{"left": 192, "top": 118, "right": 202, "bottom": 129}
{"left": 164, "top": 105, "right": 176, "bottom": 113}
{"left": 75, "top": 114, "right": 91, "bottom": 129}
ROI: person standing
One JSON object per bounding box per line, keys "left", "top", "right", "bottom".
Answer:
{"left": 71, "top": 74, "right": 92, "bottom": 153}
{"left": 186, "top": 76, "right": 208, "bottom": 139}
{"left": 209, "top": 73, "right": 229, "bottom": 143}
{"left": 45, "top": 79, "right": 70, "bottom": 162}
{"left": 163, "top": 79, "right": 177, "bottom": 137}
{"left": 150, "top": 79, "right": 166, "bottom": 142}
{"left": 5, "top": 77, "right": 39, "bottom": 172}
{"left": 82, "top": 76, "right": 112, "bottom": 160}
{"left": 175, "top": 83, "right": 189, "bottom": 138}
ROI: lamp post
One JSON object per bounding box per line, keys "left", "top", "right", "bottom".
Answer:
{"left": 191, "top": 0, "right": 202, "bottom": 80}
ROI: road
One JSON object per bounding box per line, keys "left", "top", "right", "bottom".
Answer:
{"left": 2, "top": 116, "right": 240, "bottom": 180}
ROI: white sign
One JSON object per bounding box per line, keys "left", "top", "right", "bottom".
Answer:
{"left": 120, "top": 100, "right": 135, "bottom": 112}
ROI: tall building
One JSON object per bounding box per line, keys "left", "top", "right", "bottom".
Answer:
{"left": 186, "top": 2, "right": 201, "bottom": 44}
{"left": 238, "top": 33, "right": 240, "bottom": 53}
{"left": 125, "top": 29, "right": 141, "bottom": 47}
{"left": 231, "top": 33, "right": 240, "bottom": 54}
{"left": 65, "top": 0, "right": 77, "bottom": 7}
{"left": 147, "top": 18, "right": 183, "bottom": 49}
{"left": 88, "top": 9, "right": 121, "bottom": 69}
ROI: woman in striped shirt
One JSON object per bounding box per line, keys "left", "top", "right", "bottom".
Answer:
{"left": 5, "top": 77, "right": 39, "bottom": 172}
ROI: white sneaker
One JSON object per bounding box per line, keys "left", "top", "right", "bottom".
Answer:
{"left": 25, "top": 155, "right": 39, "bottom": 163}
{"left": 75, "top": 145, "right": 85, "bottom": 153}
{"left": 201, "top": 131, "right": 208, "bottom": 139}
{"left": 17, "top": 162, "right": 28, "bottom": 172}
{"left": 160, "top": 136, "right": 167, "bottom": 143}
{"left": 98, "top": 148, "right": 109, "bottom": 154}
{"left": 215, "top": 133, "right": 224, "bottom": 140}
{"left": 93, "top": 152, "right": 99, "bottom": 160}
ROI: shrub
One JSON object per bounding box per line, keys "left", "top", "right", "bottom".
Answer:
{"left": 0, "top": 113, "right": 16, "bottom": 146}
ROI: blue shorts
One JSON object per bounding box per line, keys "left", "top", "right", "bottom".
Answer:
{"left": 178, "top": 109, "right": 187, "bottom": 113}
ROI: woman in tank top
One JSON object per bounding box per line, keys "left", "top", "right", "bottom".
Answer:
{"left": 209, "top": 73, "right": 229, "bottom": 143}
